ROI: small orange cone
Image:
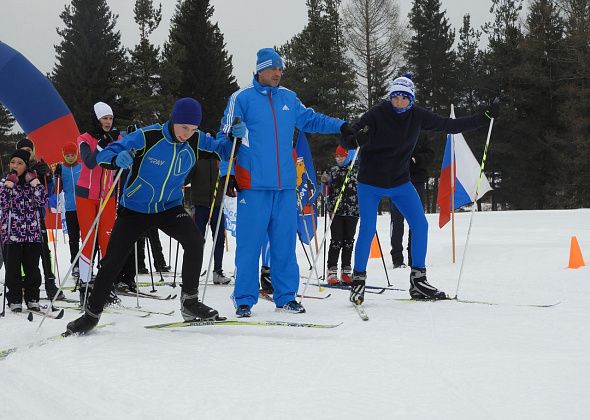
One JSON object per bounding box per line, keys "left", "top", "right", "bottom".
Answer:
{"left": 369, "top": 234, "right": 382, "bottom": 259}
{"left": 567, "top": 236, "right": 586, "bottom": 269}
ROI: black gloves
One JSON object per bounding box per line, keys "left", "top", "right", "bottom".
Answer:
{"left": 35, "top": 159, "right": 51, "bottom": 177}
{"left": 54, "top": 163, "right": 62, "bottom": 178}
{"left": 226, "top": 175, "right": 240, "bottom": 197}
{"left": 97, "top": 132, "right": 114, "bottom": 149}
{"left": 485, "top": 97, "right": 501, "bottom": 120}
{"left": 340, "top": 124, "right": 370, "bottom": 148}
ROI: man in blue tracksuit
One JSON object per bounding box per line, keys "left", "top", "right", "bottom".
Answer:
{"left": 219, "top": 48, "right": 349, "bottom": 317}
{"left": 66, "top": 98, "right": 234, "bottom": 334}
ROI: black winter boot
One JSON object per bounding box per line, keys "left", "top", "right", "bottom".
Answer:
{"left": 260, "top": 266, "right": 273, "bottom": 294}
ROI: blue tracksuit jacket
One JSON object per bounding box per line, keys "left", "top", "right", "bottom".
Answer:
{"left": 96, "top": 121, "right": 233, "bottom": 214}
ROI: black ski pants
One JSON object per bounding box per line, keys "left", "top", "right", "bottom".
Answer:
{"left": 327, "top": 215, "right": 358, "bottom": 268}
{"left": 88, "top": 206, "right": 204, "bottom": 313}
{"left": 65, "top": 210, "right": 80, "bottom": 267}
{"left": 136, "top": 228, "right": 167, "bottom": 269}
{"left": 5, "top": 243, "right": 42, "bottom": 304}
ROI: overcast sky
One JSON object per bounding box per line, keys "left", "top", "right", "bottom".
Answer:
{"left": 0, "top": 0, "right": 509, "bottom": 88}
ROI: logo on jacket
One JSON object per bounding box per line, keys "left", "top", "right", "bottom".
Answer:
{"left": 239, "top": 198, "right": 247, "bottom": 205}
{"left": 282, "top": 104, "right": 290, "bottom": 111}
{"left": 147, "top": 157, "right": 165, "bottom": 166}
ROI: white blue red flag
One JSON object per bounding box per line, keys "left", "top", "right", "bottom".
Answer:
{"left": 437, "top": 109, "right": 492, "bottom": 228}
{"left": 295, "top": 131, "right": 318, "bottom": 244}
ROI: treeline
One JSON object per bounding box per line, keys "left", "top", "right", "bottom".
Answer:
{"left": 0, "top": 0, "right": 588, "bottom": 209}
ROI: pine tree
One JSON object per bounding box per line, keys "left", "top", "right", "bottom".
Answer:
{"left": 342, "top": 0, "right": 406, "bottom": 108}
{"left": 455, "top": 15, "right": 484, "bottom": 112}
{"left": 51, "top": 0, "right": 128, "bottom": 132}
{"left": 125, "top": 0, "right": 165, "bottom": 125}
{"left": 405, "top": 0, "right": 457, "bottom": 113}
{"left": 0, "top": 104, "right": 15, "bottom": 137}
{"left": 279, "top": 0, "right": 358, "bottom": 170}
{"left": 160, "top": 0, "right": 238, "bottom": 132}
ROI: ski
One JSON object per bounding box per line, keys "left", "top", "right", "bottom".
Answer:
{"left": 115, "top": 304, "right": 175, "bottom": 316}
{"left": 297, "top": 293, "right": 332, "bottom": 300}
{"left": 117, "top": 290, "right": 177, "bottom": 301}
{"left": 389, "top": 297, "right": 561, "bottom": 308}
{"left": 1, "top": 323, "right": 114, "bottom": 360}
{"left": 59, "top": 305, "right": 151, "bottom": 318}
{"left": 26, "top": 308, "right": 65, "bottom": 320}
{"left": 145, "top": 319, "right": 343, "bottom": 329}
{"left": 353, "top": 303, "right": 369, "bottom": 321}
{"left": 316, "top": 283, "right": 387, "bottom": 294}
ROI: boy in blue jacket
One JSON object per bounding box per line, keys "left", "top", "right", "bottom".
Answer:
{"left": 218, "top": 48, "right": 350, "bottom": 317}
{"left": 65, "top": 98, "right": 234, "bottom": 334}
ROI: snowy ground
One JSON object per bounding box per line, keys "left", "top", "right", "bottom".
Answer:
{"left": 1, "top": 209, "right": 589, "bottom": 420}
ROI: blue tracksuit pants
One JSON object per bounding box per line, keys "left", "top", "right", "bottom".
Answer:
{"left": 234, "top": 189, "right": 299, "bottom": 307}
{"left": 354, "top": 181, "right": 428, "bottom": 272}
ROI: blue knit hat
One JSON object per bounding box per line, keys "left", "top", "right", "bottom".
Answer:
{"left": 171, "top": 98, "right": 202, "bottom": 126}
{"left": 255, "top": 48, "right": 284, "bottom": 73}
{"left": 388, "top": 73, "right": 416, "bottom": 102}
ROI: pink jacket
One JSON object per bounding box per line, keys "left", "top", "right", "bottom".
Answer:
{"left": 76, "top": 132, "right": 116, "bottom": 200}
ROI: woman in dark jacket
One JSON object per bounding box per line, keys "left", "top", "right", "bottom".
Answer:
{"left": 342, "top": 73, "right": 498, "bottom": 304}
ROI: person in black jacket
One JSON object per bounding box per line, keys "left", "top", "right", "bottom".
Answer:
{"left": 341, "top": 73, "right": 498, "bottom": 303}
{"left": 389, "top": 141, "right": 433, "bottom": 268}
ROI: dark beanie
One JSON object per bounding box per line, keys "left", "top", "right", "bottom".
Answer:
{"left": 16, "top": 138, "right": 34, "bottom": 150}
{"left": 171, "top": 98, "right": 202, "bottom": 126}
{"left": 10, "top": 149, "right": 31, "bottom": 164}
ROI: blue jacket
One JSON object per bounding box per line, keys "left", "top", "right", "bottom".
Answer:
{"left": 97, "top": 122, "right": 233, "bottom": 214}
{"left": 60, "top": 163, "right": 81, "bottom": 211}
{"left": 218, "top": 77, "right": 345, "bottom": 190}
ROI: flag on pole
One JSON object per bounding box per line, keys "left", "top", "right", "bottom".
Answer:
{"left": 437, "top": 110, "right": 493, "bottom": 228}
{"left": 295, "top": 131, "right": 318, "bottom": 244}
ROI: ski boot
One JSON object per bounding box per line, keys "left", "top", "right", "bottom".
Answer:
{"left": 349, "top": 271, "right": 366, "bottom": 304}
{"left": 341, "top": 266, "right": 353, "bottom": 284}
{"left": 260, "top": 266, "right": 273, "bottom": 294}
{"left": 180, "top": 290, "right": 219, "bottom": 321}
{"left": 409, "top": 268, "right": 447, "bottom": 300}
{"left": 326, "top": 266, "right": 339, "bottom": 285}
{"left": 45, "top": 276, "right": 66, "bottom": 301}
{"left": 9, "top": 303, "right": 22, "bottom": 313}
{"left": 79, "top": 281, "right": 93, "bottom": 309}
{"left": 26, "top": 300, "right": 41, "bottom": 311}
{"left": 65, "top": 307, "right": 100, "bottom": 336}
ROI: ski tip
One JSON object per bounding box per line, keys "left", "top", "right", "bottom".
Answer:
{"left": 54, "top": 309, "right": 65, "bottom": 320}
{"left": 27, "top": 312, "right": 34, "bottom": 322}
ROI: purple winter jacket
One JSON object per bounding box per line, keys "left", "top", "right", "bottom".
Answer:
{"left": 0, "top": 175, "right": 47, "bottom": 244}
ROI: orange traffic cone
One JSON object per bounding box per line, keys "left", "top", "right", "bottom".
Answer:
{"left": 369, "top": 234, "right": 382, "bottom": 259}
{"left": 567, "top": 236, "right": 586, "bottom": 269}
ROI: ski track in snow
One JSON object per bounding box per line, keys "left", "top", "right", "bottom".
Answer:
{"left": 0, "top": 209, "right": 589, "bottom": 419}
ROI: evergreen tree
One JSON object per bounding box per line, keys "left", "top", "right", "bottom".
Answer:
{"left": 0, "top": 104, "right": 15, "bottom": 136}
{"left": 278, "top": 0, "right": 358, "bottom": 170}
{"left": 552, "top": 0, "right": 590, "bottom": 206}
{"left": 125, "top": 0, "right": 165, "bottom": 125}
{"left": 405, "top": 0, "right": 457, "bottom": 113}
{"left": 52, "top": 0, "right": 128, "bottom": 131}
{"left": 160, "top": 0, "right": 238, "bottom": 132}
{"left": 455, "top": 15, "right": 484, "bottom": 112}
{"left": 342, "top": 0, "right": 406, "bottom": 108}
{"left": 0, "top": 105, "right": 17, "bottom": 172}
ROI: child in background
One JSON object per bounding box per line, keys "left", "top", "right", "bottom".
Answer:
{"left": 54, "top": 141, "right": 82, "bottom": 280}
{"left": 0, "top": 149, "right": 48, "bottom": 312}
{"left": 321, "top": 145, "right": 359, "bottom": 285}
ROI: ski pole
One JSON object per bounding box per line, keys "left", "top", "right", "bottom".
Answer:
{"left": 375, "top": 231, "right": 391, "bottom": 286}
{"left": 146, "top": 235, "right": 156, "bottom": 292}
{"left": 296, "top": 194, "right": 324, "bottom": 304}
{"left": 134, "top": 242, "right": 140, "bottom": 308}
{"left": 299, "top": 237, "right": 312, "bottom": 269}
{"left": 202, "top": 117, "right": 241, "bottom": 302}
{"left": 172, "top": 240, "right": 180, "bottom": 289}
{"left": 37, "top": 166, "right": 125, "bottom": 330}
{"left": 453, "top": 116, "right": 495, "bottom": 299}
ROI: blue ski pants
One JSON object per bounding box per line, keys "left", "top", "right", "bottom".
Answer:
{"left": 354, "top": 181, "right": 428, "bottom": 272}
{"left": 234, "top": 189, "right": 299, "bottom": 307}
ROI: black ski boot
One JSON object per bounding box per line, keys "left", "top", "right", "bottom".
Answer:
{"left": 349, "top": 271, "right": 366, "bottom": 304}
{"left": 180, "top": 290, "right": 219, "bottom": 321}
{"left": 65, "top": 307, "right": 100, "bottom": 336}
{"left": 409, "top": 268, "right": 447, "bottom": 300}
{"left": 260, "top": 266, "right": 273, "bottom": 294}
{"left": 79, "top": 282, "right": 93, "bottom": 309}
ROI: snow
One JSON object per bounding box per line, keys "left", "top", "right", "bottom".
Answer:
{"left": 1, "top": 209, "right": 589, "bottom": 420}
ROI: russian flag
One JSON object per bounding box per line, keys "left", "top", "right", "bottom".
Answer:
{"left": 437, "top": 108, "right": 492, "bottom": 228}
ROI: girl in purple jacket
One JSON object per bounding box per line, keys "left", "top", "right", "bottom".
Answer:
{"left": 0, "top": 149, "right": 48, "bottom": 312}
